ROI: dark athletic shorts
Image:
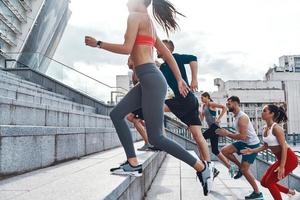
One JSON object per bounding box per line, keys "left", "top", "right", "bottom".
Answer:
{"left": 165, "top": 92, "right": 202, "bottom": 126}
{"left": 132, "top": 108, "right": 144, "bottom": 120}
{"left": 232, "top": 141, "right": 259, "bottom": 164}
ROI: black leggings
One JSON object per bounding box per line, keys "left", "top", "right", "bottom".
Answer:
{"left": 203, "top": 123, "right": 220, "bottom": 156}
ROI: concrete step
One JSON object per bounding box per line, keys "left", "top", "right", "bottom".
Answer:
{"left": 0, "top": 96, "right": 112, "bottom": 127}
{"left": 0, "top": 86, "right": 96, "bottom": 113}
{"left": 0, "top": 79, "right": 71, "bottom": 101}
{"left": 0, "top": 142, "right": 166, "bottom": 200}
{"left": 0, "top": 70, "right": 46, "bottom": 90}
{"left": 0, "top": 125, "right": 142, "bottom": 176}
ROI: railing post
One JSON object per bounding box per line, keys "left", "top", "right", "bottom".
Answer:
{"left": 293, "top": 132, "right": 296, "bottom": 146}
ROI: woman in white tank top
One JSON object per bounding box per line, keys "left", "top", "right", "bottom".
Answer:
{"left": 241, "top": 105, "right": 299, "bottom": 200}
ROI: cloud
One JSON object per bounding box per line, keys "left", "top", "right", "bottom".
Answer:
{"left": 54, "top": 25, "right": 128, "bottom": 68}
{"left": 52, "top": 0, "right": 300, "bottom": 94}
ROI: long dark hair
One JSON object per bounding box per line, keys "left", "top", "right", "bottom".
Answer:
{"left": 144, "top": 0, "right": 185, "bottom": 36}
{"left": 202, "top": 92, "right": 213, "bottom": 102}
{"left": 267, "top": 104, "right": 288, "bottom": 124}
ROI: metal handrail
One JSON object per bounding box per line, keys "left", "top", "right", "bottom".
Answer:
{"left": 4, "top": 52, "right": 130, "bottom": 103}
{"left": 164, "top": 116, "right": 300, "bottom": 164}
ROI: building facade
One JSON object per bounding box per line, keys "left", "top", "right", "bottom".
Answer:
{"left": 0, "top": 0, "right": 71, "bottom": 72}
{"left": 206, "top": 56, "right": 300, "bottom": 135}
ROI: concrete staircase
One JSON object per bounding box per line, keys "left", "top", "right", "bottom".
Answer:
{"left": 0, "top": 70, "right": 142, "bottom": 177}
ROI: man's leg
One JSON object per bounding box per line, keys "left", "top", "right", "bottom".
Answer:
{"left": 216, "top": 151, "right": 231, "bottom": 169}
{"left": 221, "top": 144, "right": 242, "bottom": 168}
{"left": 189, "top": 125, "right": 210, "bottom": 161}
{"left": 207, "top": 127, "right": 231, "bottom": 169}
{"left": 240, "top": 161, "right": 260, "bottom": 193}
{"left": 127, "top": 114, "right": 149, "bottom": 144}
{"left": 164, "top": 104, "right": 171, "bottom": 112}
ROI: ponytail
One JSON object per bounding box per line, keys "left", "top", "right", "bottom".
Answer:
{"left": 267, "top": 104, "right": 288, "bottom": 124}
{"left": 202, "top": 92, "right": 214, "bottom": 102}
{"left": 151, "top": 0, "right": 185, "bottom": 36}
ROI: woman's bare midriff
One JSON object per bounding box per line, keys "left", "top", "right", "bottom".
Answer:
{"left": 269, "top": 145, "right": 283, "bottom": 154}
{"left": 131, "top": 45, "right": 155, "bottom": 68}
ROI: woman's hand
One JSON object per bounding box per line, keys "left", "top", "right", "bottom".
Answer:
{"left": 178, "top": 79, "right": 190, "bottom": 97}
{"left": 274, "top": 166, "right": 285, "bottom": 180}
{"left": 85, "top": 36, "right": 97, "bottom": 48}
{"left": 240, "top": 148, "right": 254, "bottom": 155}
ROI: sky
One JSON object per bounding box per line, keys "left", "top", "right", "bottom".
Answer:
{"left": 54, "top": 0, "right": 300, "bottom": 92}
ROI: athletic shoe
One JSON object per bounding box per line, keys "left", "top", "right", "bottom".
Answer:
{"left": 137, "top": 143, "right": 154, "bottom": 151}
{"left": 208, "top": 161, "right": 215, "bottom": 183}
{"left": 244, "top": 191, "right": 264, "bottom": 200}
{"left": 234, "top": 169, "right": 243, "bottom": 179}
{"left": 110, "top": 161, "right": 142, "bottom": 177}
{"left": 196, "top": 161, "right": 213, "bottom": 196}
{"left": 228, "top": 164, "right": 236, "bottom": 178}
{"left": 148, "top": 146, "right": 162, "bottom": 151}
{"left": 289, "top": 190, "right": 300, "bottom": 199}
{"left": 213, "top": 167, "right": 220, "bottom": 179}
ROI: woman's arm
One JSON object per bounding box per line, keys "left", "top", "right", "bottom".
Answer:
{"left": 85, "top": 14, "right": 139, "bottom": 55}
{"left": 199, "top": 104, "right": 205, "bottom": 121}
{"left": 241, "top": 143, "right": 268, "bottom": 154}
{"left": 209, "top": 102, "right": 227, "bottom": 124}
{"left": 155, "top": 37, "right": 189, "bottom": 97}
{"left": 273, "top": 125, "right": 288, "bottom": 179}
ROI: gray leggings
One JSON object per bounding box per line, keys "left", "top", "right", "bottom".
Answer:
{"left": 110, "top": 63, "right": 197, "bottom": 167}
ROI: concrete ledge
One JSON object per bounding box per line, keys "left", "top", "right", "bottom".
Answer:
{"left": 0, "top": 126, "right": 141, "bottom": 176}
{"left": 0, "top": 79, "right": 69, "bottom": 100}
{"left": 3, "top": 68, "right": 114, "bottom": 115}
{"left": 0, "top": 143, "right": 166, "bottom": 200}
{"left": 251, "top": 157, "right": 300, "bottom": 192}
{"left": 0, "top": 86, "right": 96, "bottom": 113}
{"left": 0, "top": 96, "right": 112, "bottom": 127}
{"left": 104, "top": 151, "right": 166, "bottom": 200}
{"left": 0, "top": 70, "right": 45, "bottom": 89}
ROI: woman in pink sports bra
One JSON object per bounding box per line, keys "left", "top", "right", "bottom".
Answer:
{"left": 242, "top": 105, "right": 299, "bottom": 200}
{"left": 85, "top": 0, "right": 213, "bottom": 196}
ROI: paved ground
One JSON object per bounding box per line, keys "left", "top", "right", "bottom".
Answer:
{"left": 146, "top": 153, "right": 293, "bottom": 200}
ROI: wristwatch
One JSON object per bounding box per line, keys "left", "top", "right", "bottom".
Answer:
{"left": 97, "top": 40, "right": 102, "bottom": 48}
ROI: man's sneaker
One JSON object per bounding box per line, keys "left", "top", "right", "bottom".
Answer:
{"left": 234, "top": 169, "right": 243, "bottom": 179}
{"left": 137, "top": 143, "right": 154, "bottom": 151}
{"left": 213, "top": 168, "right": 220, "bottom": 179}
{"left": 245, "top": 191, "right": 264, "bottom": 200}
{"left": 110, "top": 161, "right": 142, "bottom": 177}
{"left": 228, "top": 164, "right": 236, "bottom": 178}
{"left": 196, "top": 161, "right": 213, "bottom": 196}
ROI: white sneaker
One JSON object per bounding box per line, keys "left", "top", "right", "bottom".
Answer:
{"left": 208, "top": 161, "right": 215, "bottom": 191}
{"left": 196, "top": 161, "right": 212, "bottom": 196}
